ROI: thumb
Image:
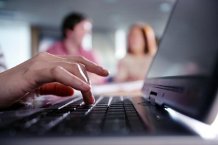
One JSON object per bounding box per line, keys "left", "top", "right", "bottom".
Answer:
{"left": 39, "top": 82, "right": 74, "bottom": 96}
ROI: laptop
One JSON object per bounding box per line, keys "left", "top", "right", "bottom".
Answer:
{"left": 0, "top": 0, "right": 218, "bottom": 144}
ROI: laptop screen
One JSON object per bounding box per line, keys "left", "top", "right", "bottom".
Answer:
{"left": 143, "top": 0, "right": 218, "bottom": 123}
{"left": 147, "top": 0, "right": 218, "bottom": 79}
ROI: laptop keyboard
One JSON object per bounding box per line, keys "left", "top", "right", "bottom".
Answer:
{"left": 0, "top": 96, "right": 148, "bottom": 136}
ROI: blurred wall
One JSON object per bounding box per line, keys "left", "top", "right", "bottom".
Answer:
{"left": 0, "top": 20, "right": 31, "bottom": 68}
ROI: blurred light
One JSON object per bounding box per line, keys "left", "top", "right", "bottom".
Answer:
{"left": 38, "top": 38, "right": 54, "bottom": 52}
{"left": 166, "top": 108, "right": 218, "bottom": 139}
{"left": 211, "top": 112, "right": 218, "bottom": 134}
{"left": 82, "top": 33, "right": 92, "bottom": 51}
{"left": 0, "top": 20, "right": 31, "bottom": 68}
{"left": 115, "top": 29, "right": 126, "bottom": 59}
{"left": 84, "top": 21, "right": 92, "bottom": 31}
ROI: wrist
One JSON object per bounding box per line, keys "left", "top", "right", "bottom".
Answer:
{"left": 0, "top": 67, "right": 34, "bottom": 107}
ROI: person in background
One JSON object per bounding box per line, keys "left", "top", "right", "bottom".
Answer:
{"left": 115, "top": 24, "right": 157, "bottom": 82}
{"left": 47, "top": 12, "right": 96, "bottom": 61}
{"left": 46, "top": 12, "right": 103, "bottom": 84}
{"left": 0, "top": 47, "right": 7, "bottom": 72}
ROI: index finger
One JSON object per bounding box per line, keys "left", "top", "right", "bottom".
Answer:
{"left": 65, "top": 56, "right": 109, "bottom": 77}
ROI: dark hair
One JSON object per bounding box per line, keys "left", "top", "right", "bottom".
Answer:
{"left": 61, "top": 12, "right": 87, "bottom": 39}
{"left": 127, "top": 24, "right": 149, "bottom": 54}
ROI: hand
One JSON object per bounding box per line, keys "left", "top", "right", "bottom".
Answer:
{"left": 0, "top": 52, "right": 109, "bottom": 108}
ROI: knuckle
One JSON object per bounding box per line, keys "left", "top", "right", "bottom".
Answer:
{"left": 51, "top": 66, "right": 62, "bottom": 78}
{"left": 77, "top": 56, "right": 85, "bottom": 61}
{"left": 35, "top": 52, "right": 49, "bottom": 59}
{"left": 72, "top": 62, "right": 80, "bottom": 69}
{"left": 74, "top": 63, "right": 85, "bottom": 71}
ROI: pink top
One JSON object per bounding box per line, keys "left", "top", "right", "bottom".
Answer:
{"left": 46, "top": 41, "right": 97, "bottom": 63}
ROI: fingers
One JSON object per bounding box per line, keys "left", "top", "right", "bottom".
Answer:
{"left": 50, "top": 66, "right": 91, "bottom": 91}
{"left": 43, "top": 63, "right": 95, "bottom": 104}
{"left": 35, "top": 53, "right": 109, "bottom": 76}
{"left": 39, "top": 82, "right": 74, "bottom": 96}
{"left": 63, "top": 56, "right": 109, "bottom": 77}
{"left": 48, "top": 56, "right": 109, "bottom": 76}
{"left": 47, "top": 62, "right": 89, "bottom": 84}
{"left": 29, "top": 55, "right": 91, "bottom": 92}
{"left": 27, "top": 53, "right": 107, "bottom": 105}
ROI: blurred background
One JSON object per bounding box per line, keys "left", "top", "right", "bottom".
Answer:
{"left": 0, "top": 0, "right": 175, "bottom": 75}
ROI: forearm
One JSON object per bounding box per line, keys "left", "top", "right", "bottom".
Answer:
{"left": 0, "top": 66, "right": 31, "bottom": 108}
